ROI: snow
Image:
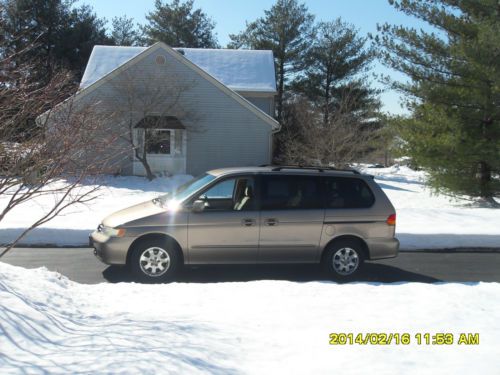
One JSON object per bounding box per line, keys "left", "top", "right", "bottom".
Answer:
{"left": 0, "top": 166, "right": 499, "bottom": 249}
{"left": 0, "top": 262, "right": 499, "bottom": 374}
{"left": 0, "top": 175, "right": 192, "bottom": 247}
{"left": 80, "top": 46, "right": 146, "bottom": 89}
{"left": 80, "top": 45, "right": 277, "bottom": 93}
{"left": 359, "top": 165, "right": 500, "bottom": 249}
{"left": 179, "top": 48, "right": 277, "bottom": 92}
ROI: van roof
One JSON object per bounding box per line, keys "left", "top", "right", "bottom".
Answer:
{"left": 208, "top": 166, "right": 365, "bottom": 177}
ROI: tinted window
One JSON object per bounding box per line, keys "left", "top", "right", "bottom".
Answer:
{"left": 324, "top": 177, "right": 374, "bottom": 208}
{"left": 261, "top": 175, "right": 322, "bottom": 210}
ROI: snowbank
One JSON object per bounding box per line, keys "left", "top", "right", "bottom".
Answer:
{"left": 0, "top": 167, "right": 499, "bottom": 249}
{"left": 0, "top": 262, "right": 498, "bottom": 374}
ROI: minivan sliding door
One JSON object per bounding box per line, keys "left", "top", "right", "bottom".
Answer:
{"left": 258, "top": 174, "right": 325, "bottom": 263}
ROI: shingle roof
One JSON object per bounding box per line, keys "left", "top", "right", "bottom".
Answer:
{"left": 80, "top": 45, "right": 277, "bottom": 93}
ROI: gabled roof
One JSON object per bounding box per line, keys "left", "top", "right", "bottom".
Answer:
{"left": 76, "top": 43, "right": 280, "bottom": 131}
{"left": 80, "top": 45, "right": 277, "bottom": 93}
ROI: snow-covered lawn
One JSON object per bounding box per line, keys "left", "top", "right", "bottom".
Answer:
{"left": 0, "top": 166, "right": 499, "bottom": 249}
{"left": 359, "top": 166, "right": 500, "bottom": 249}
{"left": 0, "top": 262, "right": 499, "bottom": 374}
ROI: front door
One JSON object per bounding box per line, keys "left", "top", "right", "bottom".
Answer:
{"left": 187, "top": 175, "right": 259, "bottom": 264}
{"left": 258, "top": 174, "right": 325, "bottom": 263}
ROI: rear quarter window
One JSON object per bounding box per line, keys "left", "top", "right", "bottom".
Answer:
{"left": 324, "top": 177, "right": 375, "bottom": 208}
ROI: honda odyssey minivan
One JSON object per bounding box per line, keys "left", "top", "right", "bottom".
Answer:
{"left": 90, "top": 165, "right": 399, "bottom": 282}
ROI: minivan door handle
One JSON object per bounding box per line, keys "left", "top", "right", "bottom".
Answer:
{"left": 265, "top": 218, "right": 278, "bottom": 226}
{"left": 241, "top": 218, "right": 256, "bottom": 227}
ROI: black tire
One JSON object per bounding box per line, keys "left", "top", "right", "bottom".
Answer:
{"left": 130, "top": 238, "right": 181, "bottom": 283}
{"left": 322, "top": 239, "right": 365, "bottom": 280}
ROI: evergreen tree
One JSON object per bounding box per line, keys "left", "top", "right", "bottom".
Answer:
{"left": 293, "top": 18, "right": 380, "bottom": 125}
{"left": 228, "top": 0, "right": 315, "bottom": 123}
{"left": 293, "top": 19, "right": 378, "bottom": 126}
{"left": 141, "top": 0, "right": 219, "bottom": 48}
{"left": 59, "top": 4, "right": 112, "bottom": 77}
{"left": 0, "top": 0, "right": 110, "bottom": 81}
{"left": 0, "top": 0, "right": 72, "bottom": 80}
{"left": 376, "top": 0, "right": 500, "bottom": 203}
{"left": 111, "top": 15, "right": 139, "bottom": 46}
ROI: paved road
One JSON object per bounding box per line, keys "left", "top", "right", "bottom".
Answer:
{"left": 2, "top": 247, "right": 499, "bottom": 284}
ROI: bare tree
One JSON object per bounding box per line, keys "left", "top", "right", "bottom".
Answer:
{"left": 278, "top": 90, "right": 380, "bottom": 167}
{"left": 109, "top": 59, "right": 199, "bottom": 180}
{"left": 0, "top": 41, "right": 127, "bottom": 257}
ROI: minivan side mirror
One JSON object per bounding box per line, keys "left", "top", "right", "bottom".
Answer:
{"left": 191, "top": 199, "right": 206, "bottom": 213}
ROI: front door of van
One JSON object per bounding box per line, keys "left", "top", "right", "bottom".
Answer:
{"left": 258, "top": 175, "right": 325, "bottom": 263}
{"left": 187, "top": 175, "right": 259, "bottom": 264}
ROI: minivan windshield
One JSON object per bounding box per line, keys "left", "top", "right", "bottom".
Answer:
{"left": 155, "top": 173, "right": 216, "bottom": 206}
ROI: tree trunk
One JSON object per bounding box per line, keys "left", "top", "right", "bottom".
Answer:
{"left": 324, "top": 70, "right": 331, "bottom": 126}
{"left": 478, "top": 161, "right": 492, "bottom": 199}
{"left": 142, "top": 160, "right": 155, "bottom": 181}
{"left": 277, "top": 58, "right": 285, "bottom": 124}
{"left": 135, "top": 148, "right": 155, "bottom": 181}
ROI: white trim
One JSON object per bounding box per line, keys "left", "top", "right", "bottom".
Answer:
{"left": 132, "top": 128, "right": 187, "bottom": 176}
{"left": 236, "top": 90, "right": 277, "bottom": 97}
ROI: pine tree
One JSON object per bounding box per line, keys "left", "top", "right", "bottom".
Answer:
{"left": 293, "top": 19, "right": 378, "bottom": 126}
{"left": 0, "top": 0, "right": 72, "bottom": 80}
{"left": 0, "top": 0, "right": 110, "bottom": 138}
{"left": 111, "top": 15, "right": 139, "bottom": 46}
{"left": 141, "top": 0, "right": 219, "bottom": 48}
{"left": 0, "top": 0, "right": 110, "bottom": 81}
{"left": 228, "top": 0, "right": 315, "bottom": 123}
{"left": 376, "top": 0, "right": 500, "bottom": 204}
{"left": 59, "top": 4, "right": 112, "bottom": 78}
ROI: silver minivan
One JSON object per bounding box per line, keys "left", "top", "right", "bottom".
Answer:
{"left": 90, "top": 166, "right": 399, "bottom": 282}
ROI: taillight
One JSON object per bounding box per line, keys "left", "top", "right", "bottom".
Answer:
{"left": 386, "top": 214, "right": 396, "bottom": 226}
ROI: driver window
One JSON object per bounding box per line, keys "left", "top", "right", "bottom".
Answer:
{"left": 198, "top": 177, "right": 255, "bottom": 211}
{"left": 203, "top": 179, "right": 235, "bottom": 200}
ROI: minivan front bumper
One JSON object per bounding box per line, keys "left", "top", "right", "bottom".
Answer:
{"left": 366, "top": 237, "right": 400, "bottom": 260}
{"left": 89, "top": 231, "right": 133, "bottom": 265}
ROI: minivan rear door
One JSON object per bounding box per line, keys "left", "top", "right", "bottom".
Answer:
{"left": 257, "top": 174, "right": 325, "bottom": 263}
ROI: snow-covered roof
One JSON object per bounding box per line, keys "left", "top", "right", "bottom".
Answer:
{"left": 80, "top": 45, "right": 277, "bottom": 93}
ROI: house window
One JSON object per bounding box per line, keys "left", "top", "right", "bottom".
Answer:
{"left": 145, "top": 129, "right": 171, "bottom": 155}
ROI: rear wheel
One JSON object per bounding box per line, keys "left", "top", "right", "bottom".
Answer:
{"left": 323, "top": 240, "right": 365, "bottom": 279}
{"left": 130, "top": 238, "right": 180, "bottom": 283}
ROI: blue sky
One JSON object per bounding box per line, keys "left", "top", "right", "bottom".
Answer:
{"left": 77, "top": 0, "right": 430, "bottom": 115}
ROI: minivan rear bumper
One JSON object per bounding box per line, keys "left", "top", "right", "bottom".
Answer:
{"left": 366, "top": 237, "right": 399, "bottom": 260}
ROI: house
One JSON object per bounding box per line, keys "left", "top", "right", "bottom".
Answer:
{"left": 46, "top": 42, "right": 280, "bottom": 177}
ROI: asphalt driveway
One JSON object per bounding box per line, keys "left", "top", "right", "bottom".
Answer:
{"left": 1, "top": 247, "right": 500, "bottom": 284}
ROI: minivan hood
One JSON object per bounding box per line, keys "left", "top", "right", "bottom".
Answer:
{"left": 102, "top": 200, "right": 165, "bottom": 228}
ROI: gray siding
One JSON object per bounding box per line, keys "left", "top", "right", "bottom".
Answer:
{"left": 243, "top": 96, "right": 275, "bottom": 116}
{"left": 69, "top": 46, "right": 274, "bottom": 176}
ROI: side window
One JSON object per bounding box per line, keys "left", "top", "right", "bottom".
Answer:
{"left": 202, "top": 179, "right": 235, "bottom": 200}
{"left": 324, "top": 177, "right": 375, "bottom": 209}
{"left": 261, "top": 175, "right": 322, "bottom": 210}
{"left": 198, "top": 176, "right": 255, "bottom": 211}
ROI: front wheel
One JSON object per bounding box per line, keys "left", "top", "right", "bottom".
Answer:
{"left": 323, "top": 240, "right": 365, "bottom": 279}
{"left": 130, "top": 238, "right": 180, "bottom": 283}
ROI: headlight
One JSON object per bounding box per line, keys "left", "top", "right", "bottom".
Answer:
{"left": 98, "top": 224, "right": 126, "bottom": 237}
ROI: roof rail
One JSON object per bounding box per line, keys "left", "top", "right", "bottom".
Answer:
{"left": 259, "top": 164, "right": 360, "bottom": 174}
